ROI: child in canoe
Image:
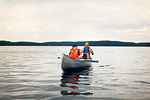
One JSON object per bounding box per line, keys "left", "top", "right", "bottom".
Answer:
{"left": 69, "top": 44, "right": 82, "bottom": 60}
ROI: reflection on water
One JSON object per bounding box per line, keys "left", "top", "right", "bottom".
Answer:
{"left": 0, "top": 46, "right": 150, "bottom": 100}
{"left": 60, "top": 69, "right": 93, "bottom": 96}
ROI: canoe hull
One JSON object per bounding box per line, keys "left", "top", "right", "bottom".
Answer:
{"left": 61, "top": 54, "right": 92, "bottom": 71}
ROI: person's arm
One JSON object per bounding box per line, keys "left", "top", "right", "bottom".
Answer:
{"left": 89, "top": 48, "right": 94, "bottom": 55}
{"left": 80, "top": 48, "right": 84, "bottom": 55}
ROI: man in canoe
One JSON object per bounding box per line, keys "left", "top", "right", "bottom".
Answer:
{"left": 69, "top": 44, "right": 82, "bottom": 60}
{"left": 81, "top": 42, "right": 94, "bottom": 59}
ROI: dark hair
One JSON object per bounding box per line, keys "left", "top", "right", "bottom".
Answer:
{"left": 72, "top": 44, "right": 77, "bottom": 47}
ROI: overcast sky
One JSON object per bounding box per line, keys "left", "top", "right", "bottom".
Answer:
{"left": 0, "top": 0, "right": 150, "bottom": 42}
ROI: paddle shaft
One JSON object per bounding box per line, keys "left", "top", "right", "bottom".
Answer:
{"left": 79, "top": 59, "right": 99, "bottom": 63}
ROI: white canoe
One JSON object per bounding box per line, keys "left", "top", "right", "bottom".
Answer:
{"left": 61, "top": 54, "right": 92, "bottom": 71}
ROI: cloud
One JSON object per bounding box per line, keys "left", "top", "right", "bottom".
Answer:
{"left": 0, "top": 0, "right": 150, "bottom": 42}
{"left": 113, "top": 26, "right": 150, "bottom": 36}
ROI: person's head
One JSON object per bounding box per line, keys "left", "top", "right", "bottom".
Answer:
{"left": 85, "top": 42, "right": 89, "bottom": 47}
{"left": 72, "top": 44, "right": 77, "bottom": 50}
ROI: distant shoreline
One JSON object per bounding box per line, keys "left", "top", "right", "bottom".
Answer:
{"left": 0, "top": 40, "right": 150, "bottom": 47}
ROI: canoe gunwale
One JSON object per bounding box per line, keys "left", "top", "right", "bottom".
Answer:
{"left": 63, "top": 53, "right": 85, "bottom": 62}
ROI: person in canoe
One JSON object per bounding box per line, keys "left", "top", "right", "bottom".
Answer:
{"left": 68, "top": 44, "right": 82, "bottom": 60}
{"left": 81, "top": 42, "right": 94, "bottom": 59}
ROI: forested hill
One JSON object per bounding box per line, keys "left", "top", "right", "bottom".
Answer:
{"left": 0, "top": 40, "right": 150, "bottom": 46}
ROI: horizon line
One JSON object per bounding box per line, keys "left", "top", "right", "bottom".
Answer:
{"left": 1, "top": 40, "right": 150, "bottom": 43}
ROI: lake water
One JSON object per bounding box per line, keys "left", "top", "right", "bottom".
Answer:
{"left": 0, "top": 46, "right": 150, "bottom": 100}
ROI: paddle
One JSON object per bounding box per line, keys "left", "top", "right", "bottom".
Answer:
{"left": 58, "top": 54, "right": 99, "bottom": 63}
{"left": 79, "top": 59, "right": 99, "bottom": 63}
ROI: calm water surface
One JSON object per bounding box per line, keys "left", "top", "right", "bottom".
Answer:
{"left": 0, "top": 46, "right": 150, "bottom": 100}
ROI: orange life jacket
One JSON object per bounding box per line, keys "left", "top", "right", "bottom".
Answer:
{"left": 69, "top": 48, "right": 80, "bottom": 59}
